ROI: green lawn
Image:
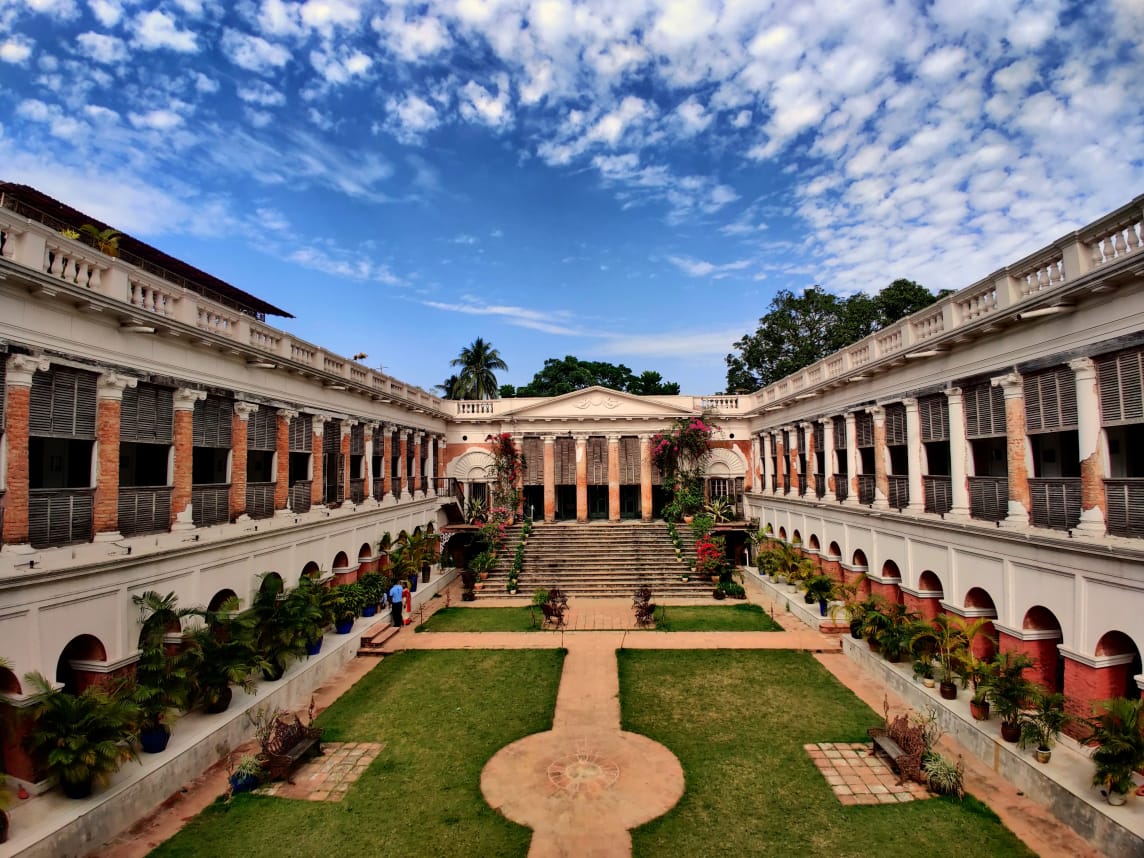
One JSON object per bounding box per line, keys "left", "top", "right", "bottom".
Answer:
{"left": 416, "top": 605, "right": 541, "bottom": 632}
{"left": 619, "top": 650, "right": 1036, "bottom": 858}
{"left": 651, "top": 603, "right": 783, "bottom": 632}
{"left": 150, "top": 649, "right": 564, "bottom": 858}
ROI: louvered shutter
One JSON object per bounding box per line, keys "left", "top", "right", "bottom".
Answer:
{"left": 30, "top": 367, "right": 97, "bottom": 438}
{"left": 121, "top": 384, "right": 173, "bottom": 443}
{"left": 884, "top": 403, "right": 907, "bottom": 445}
{"left": 919, "top": 395, "right": 949, "bottom": 442}
{"left": 964, "top": 384, "right": 1006, "bottom": 437}
{"left": 1024, "top": 367, "right": 1078, "bottom": 433}
{"left": 813, "top": 422, "right": 824, "bottom": 452}
{"left": 555, "top": 438, "right": 574, "bottom": 483}
{"left": 1098, "top": 349, "right": 1144, "bottom": 426}
{"left": 587, "top": 437, "right": 607, "bottom": 483}
{"left": 289, "top": 414, "right": 312, "bottom": 451}
{"left": 833, "top": 417, "right": 847, "bottom": 449}
{"left": 619, "top": 437, "right": 639, "bottom": 483}
{"left": 856, "top": 412, "right": 874, "bottom": 447}
{"left": 192, "top": 396, "right": 232, "bottom": 447}
{"left": 523, "top": 437, "right": 543, "bottom": 485}
{"left": 349, "top": 422, "right": 365, "bottom": 456}
{"left": 323, "top": 419, "right": 340, "bottom": 453}
{"left": 246, "top": 408, "right": 276, "bottom": 450}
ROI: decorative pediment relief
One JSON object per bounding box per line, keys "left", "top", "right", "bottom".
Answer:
{"left": 501, "top": 386, "right": 696, "bottom": 421}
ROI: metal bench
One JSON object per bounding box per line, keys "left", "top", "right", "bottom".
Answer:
{"left": 262, "top": 713, "right": 323, "bottom": 784}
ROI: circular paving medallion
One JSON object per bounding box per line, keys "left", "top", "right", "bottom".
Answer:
{"left": 547, "top": 745, "right": 621, "bottom": 797}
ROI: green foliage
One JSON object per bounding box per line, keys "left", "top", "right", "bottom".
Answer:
{"left": 1018, "top": 690, "right": 1071, "bottom": 752}
{"left": 79, "top": 223, "right": 123, "bottom": 256}
{"left": 982, "top": 651, "right": 1037, "bottom": 726}
{"left": 24, "top": 672, "right": 139, "bottom": 790}
{"left": 506, "top": 355, "right": 680, "bottom": 397}
{"left": 725, "top": 280, "right": 943, "bottom": 391}
{"left": 803, "top": 575, "right": 835, "bottom": 603}
{"left": 448, "top": 337, "right": 508, "bottom": 400}
{"left": 689, "top": 514, "right": 714, "bottom": 539}
{"left": 188, "top": 600, "right": 267, "bottom": 707}
{"left": 1085, "top": 697, "right": 1144, "bottom": 796}
{"left": 251, "top": 575, "right": 309, "bottom": 675}
{"left": 330, "top": 584, "right": 366, "bottom": 623}
{"left": 923, "top": 751, "right": 965, "bottom": 799}
{"left": 127, "top": 591, "right": 198, "bottom": 729}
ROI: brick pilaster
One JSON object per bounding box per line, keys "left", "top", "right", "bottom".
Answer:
{"left": 869, "top": 405, "right": 889, "bottom": 509}
{"left": 397, "top": 429, "right": 409, "bottom": 497}
{"left": 2, "top": 355, "right": 48, "bottom": 545}
{"left": 575, "top": 434, "right": 588, "bottom": 522}
{"left": 230, "top": 403, "right": 257, "bottom": 519}
{"left": 607, "top": 433, "right": 621, "bottom": 521}
{"left": 543, "top": 435, "right": 557, "bottom": 521}
{"left": 993, "top": 372, "right": 1032, "bottom": 526}
{"left": 311, "top": 415, "right": 329, "bottom": 508}
{"left": 171, "top": 388, "right": 204, "bottom": 529}
{"left": 1070, "top": 358, "right": 1107, "bottom": 535}
{"left": 274, "top": 409, "right": 295, "bottom": 510}
{"left": 638, "top": 434, "right": 652, "bottom": 522}
{"left": 412, "top": 432, "right": 423, "bottom": 493}
{"left": 382, "top": 425, "right": 394, "bottom": 499}
{"left": 93, "top": 372, "right": 137, "bottom": 539}
{"left": 340, "top": 419, "right": 353, "bottom": 504}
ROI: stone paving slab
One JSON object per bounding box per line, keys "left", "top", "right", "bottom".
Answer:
{"left": 257, "top": 741, "right": 384, "bottom": 802}
{"left": 806, "top": 742, "right": 929, "bottom": 805}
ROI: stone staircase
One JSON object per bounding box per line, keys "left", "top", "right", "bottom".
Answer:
{"left": 478, "top": 521, "right": 713, "bottom": 599}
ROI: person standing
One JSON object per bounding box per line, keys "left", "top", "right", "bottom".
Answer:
{"left": 388, "top": 579, "right": 404, "bottom": 628}
{"left": 402, "top": 580, "right": 412, "bottom": 625}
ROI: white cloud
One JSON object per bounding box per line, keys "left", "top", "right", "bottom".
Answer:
{"left": 0, "top": 39, "right": 33, "bottom": 64}
{"left": 310, "top": 47, "right": 372, "bottom": 84}
{"left": 458, "top": 76, "right": 512, "bottom": 130}
{"left": 386, "top": 93, "right": 439, "bottom": 143}
{"left": 134, "top": 10, "right": 198, "bottom": 53}
{"left": 129, "top": 108, "right": 184, "bottom": 131}
{"left": 587, "top": 96, "right": 654, "bottom": 146}
{"left": 221, "top": 28, "right": 291, "bottom": 73}
{"left": 596, "top": 327, "right": 743, "bottom": 358}
{"left": 374, "top": 9, "right": 451, "bottom": 62}
{"left": 237, "top": 81, "right": 286, "bottom": 107}
{"left": 87, "top": 0, "right": 122, "bottom": 27}
{"left": 667, "top": 255, "right": 752, "bottom": 279}
{"left": 76, "top": 32, "right": 127, "bottom": 64}
{"left": 422, "top": 298, "right": 584, "bottom": 336}
{"left": 674, "top": 96, "right": 711, "bottom": 136}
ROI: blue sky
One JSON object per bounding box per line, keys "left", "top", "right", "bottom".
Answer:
{"left": 1, "top": 1, "right": 1142, "bottom": 395}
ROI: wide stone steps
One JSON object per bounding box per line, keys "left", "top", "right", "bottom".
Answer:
{"left": 475, "top": 521, "right": 707, "bottom": 598}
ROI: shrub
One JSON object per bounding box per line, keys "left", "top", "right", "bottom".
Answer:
{"left": 922, "top": 752, "right": 964, "bottom": 798}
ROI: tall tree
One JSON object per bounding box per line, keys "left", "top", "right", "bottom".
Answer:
{"left": 725, "top": 280, "right": 944, "bottom": 391}
{"left": 449, "top": 338, "right": 508, "bottom": 400}
{"left": 435, "top": 374, "right": 461, "bottom": 399}
{"left": 509, "top": 356, "right": 680, "bottom": 397}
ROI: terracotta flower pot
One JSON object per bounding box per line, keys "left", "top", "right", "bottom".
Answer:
{"left": 1034, "top": 747, "right": 1051, "bottom": 764}
{"left": 939, "top": 681, "right": 957, "bottom": 700}
{"left": 1000, "top": 720, "right": 1021, "bottom": 742}
{"left": 969, "top": 699, "right": 990, "bottom": 721}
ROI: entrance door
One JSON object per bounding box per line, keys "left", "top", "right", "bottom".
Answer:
{"left": 619, "top": 485, "right": 640, "bottom": 518}
{"left": 587, "top": 486, "right": 608, "bottom": 519}
{"left": 556, "top": 485, "right": 576, "bottom": 520}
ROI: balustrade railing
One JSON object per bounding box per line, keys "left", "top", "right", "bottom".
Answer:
{"left": 1105, "top": 478, "right": 1144, "bottom": 538}
{"left": 118, "top": 486, "right": 172, "bottom": 537}
{"left": 29, "top": 488, "right": 94, "bottom": 548}
{"left": 1029, "top": 478, "right": 1082, "bottom": 531}
{"left": 245, "top": 482, "right": 275, "bottom": 520}
{"left": 968, "top": 477, "right": 1007, "bottom": 522}
{"left": 857, "top": 474, "right": 875, "bottom": 506}
{"left": 923, "top": 476, "right": 952, "bottom": 515}
{"left": 887, "top": 475, "right": 909, "bottom": 510}
{"left": 192, "top": 485, "right": 230, "bottom": 528}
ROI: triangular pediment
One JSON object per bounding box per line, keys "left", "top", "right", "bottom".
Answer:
{"left": 499, "top": 386, "right": 698, "bottom": 421}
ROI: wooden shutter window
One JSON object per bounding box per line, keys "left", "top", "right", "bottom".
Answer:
{"left": 121, "top": 384, "right": 173, "bottom": 444}
{"left": 191, "top": 396, "right": 233, "bottom": 448}
{"left": 855, "top": 412, "right": 874, "bottom": 448}
{"left": 349, "top": 423, "right": 365, "bottom": 456}
{"left": 246, "top": 408, "right": 277, "bottom": 450}
{"left": 323, "top": 419, "right": 341, "bottom": 453}
{"left": 813, "top": 422, "right": 824, "bottom": 452}
{"left": 289, "top": 414, "right": 312, "bottom": 451}
{"left": 523, "top": 437, "right": 543, "bottom": 485}
{"left": 587, "top": 437, "right": 607, "bottom": 484}
{"left": 964, "top": 383, "right": 1006, "bottom": 438}
{"left": 884, "top": 403, "right": 907, "bottom": 445}
{"left": 1024, "top": 367, "right": 1078, "bottom": 433}
{"left": 919, "top": 395, "right": 949, "bottom": 442}
{"left": 619, "top": 437, "right": 639, "bottom": 484}
{"left": 555, "top": 437, "right": 574, "bottom": 484}
{"left": 30, "top": 367, "right": 97, "bottom": 438}
{"left": 833, "top": 416, "right": 847, "bottom": 449}
{"left": 1098, "top": 349, "right": 1144, "bottom": 425}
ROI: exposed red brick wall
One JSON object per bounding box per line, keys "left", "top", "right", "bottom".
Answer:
{"left": 311, "top": 427, "right": 324, "bottom": 506}
{"left": 998, "top": 631, "right": 1061, "bottom": 693}
{"left": 843, "top": 568, "right": 870, "bottom": 597}
{"left": 94, "top": 398, "right": 121, "bottom": 533}
{"left": 869, "top": 579, "right": 901, "bottom": 604}
{"left": 340, "top": 429, "right": 351, "bottom": 502}
{"left": 821, "top": 558, "right": 843, "bottom": 582}
{"left": 274, "top": 413, "right": 289, "bottom": 510}
{"left": 1004, "top": 390, "right": 1031, "bottom": 514}
{"left": 171, "top": 407, "right": 193, "bottom": 525}
{"left": 413, "top": 435, "right": 423, "bottom": 492}
{"left": 398, "top": 433, "right": 409, "bottom": 495}
{"left": 229, "top": 413, "right": 248, "bottom": 519}
{"left": 383, "top": 430, "right": 393, "bottom": 497}
{"left": 971, "top": 621, "right": 997, "bottom": 660}
{"left": 1062, "top": 657, "right": 1133, "bottom": 737}
{"left": 1, "top": 705, "right": 40, "bottom": 781}
{"left": 2, "top": 386, "right": 30, "bottom": 543}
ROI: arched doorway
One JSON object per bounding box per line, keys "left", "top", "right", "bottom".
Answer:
{"left": 912, "top": 570, "right": 944, "bottom": 620}
{"left": 55, "top": 634, "right": 108, "bottom": 694}
{"left": 963, "top": 588, "right": 999, "bottom": 661}
{"left": 874, "top": 559, "right": 902, "bottom": 604}
{"left": 1020, "top": 606, "right": 1064, "bottom": 692}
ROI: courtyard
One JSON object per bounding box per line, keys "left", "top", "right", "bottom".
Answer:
{"left": 113, "top": 582, "right": 1091, "bottom": 858}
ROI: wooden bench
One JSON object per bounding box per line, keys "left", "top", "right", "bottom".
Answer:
{"left": 867, "top": 725, "right": 922, "bottom": 785}
{"left": 262, "top": 713, "right": 323, "bottom": 784}
{"left": 541, "top": 602, "right": 567, "bottom": 629}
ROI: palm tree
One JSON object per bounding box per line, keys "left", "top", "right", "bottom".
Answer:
{"left": 450, "top": 338, "right": 508, "bottom": 400}
{"left": 435, "top": 374, "right": 462, "bottom": 399}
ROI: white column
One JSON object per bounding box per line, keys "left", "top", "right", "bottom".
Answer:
{"left": 844, "top": 412, "right": 859, "bottom": 505}
{"left": 1069, "top": 357, "right": 1107, "bottom": 536}
{"left": 762, "top": 433, "right": 774, "bottom": 494}
{"left": 820, "top": 418, "right": 836, "bottom": 502}
{"left": 902, "top": 398, "right": 925, "bottom": 513}
{"left": 363, "top": 422, "right": 375, "bottom": 502}
{"left": 426, "top": 434, "right": 437, "bottom": 495}
{"left": 945, "top": 388, "right": 971, "bottom": 520}
{"left": 750, "top": 434, "right": 762, "bottom": 492}
{"left": 868, "top": 405, "right": 889, "bottom": 510}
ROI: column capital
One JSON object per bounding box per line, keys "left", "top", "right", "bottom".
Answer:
{"left": 398, "top": 427, "right": 411, "bottom": 439}
{"left": 542, "top": 434, "right": 557, "bottom": 444}
{"left": 233, "top": 401, "right": 260, "bottom": 421}
{"left": 413, "top": 430, "right": 425, "bottom": 442}
{"left": 944, "top": 386, "right": 963, "bottom": 401}
{"left": 277, "top": 408, "right": 299, "bottom": 421}
{"left": 607, "top": 433, "right": 622, "bottom": 442}
{"left": 900, "top": 397, "right": 918, "bottom": 410}
{"left": 382, "top": 422, "right": 397, "bottom": 433}
{"left": 96, "top": 371, "right": 138, "bottom": 401}
{"left": 1067, "top": 356, "right": 1097, "bottom": 378}
{"left": 991, "top": 371, "right": 1024, "bottom": 398}
{"left": 799, "top": 420, "right": 814, "bottom": 430}
{"left": 637, "top": 433, "right": 651, "bottom": 442}
{"left": 173, "top": 388, "right": 206, "bottom": 411}
{"left": 340, "top": 419, "right": 356, "bottom": 437}
{"left": 312, "top": 413, "right": 333, "bottom": 428}
{"left": 866, "top": 404, "right": 885, "bottom": 420}
{"left": 5, "top": 354, "right": 51, "bottom": 387}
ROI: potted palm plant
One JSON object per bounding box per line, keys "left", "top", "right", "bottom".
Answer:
{"left": 984, "top": 651, "right": 1037, "bottom": 742}
{"left": 1086, "top": 697, "right": 1144, "bottom": 805}
{"left": 289, "top": 575, "right": 332, "bottom": 656}
{"left": 128, "top": 591, "right": 197, "bottom": 753}
{"left": 251, "top": 575, "right": 307, "bottom": 681}
{"left": 331, "top": 583, "right": 365, "bottom": 633}
{"left": 1019, "top": 690, "right": 1071, "bottom": 763}
{"left": 189, "top": 600, "right": 266, "bottom": 714}
{"left": 24, "top": 672, "right": 140, "bottom": 799}
{"left": 804, "top": 575, "right": 835, "bottom": 616}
